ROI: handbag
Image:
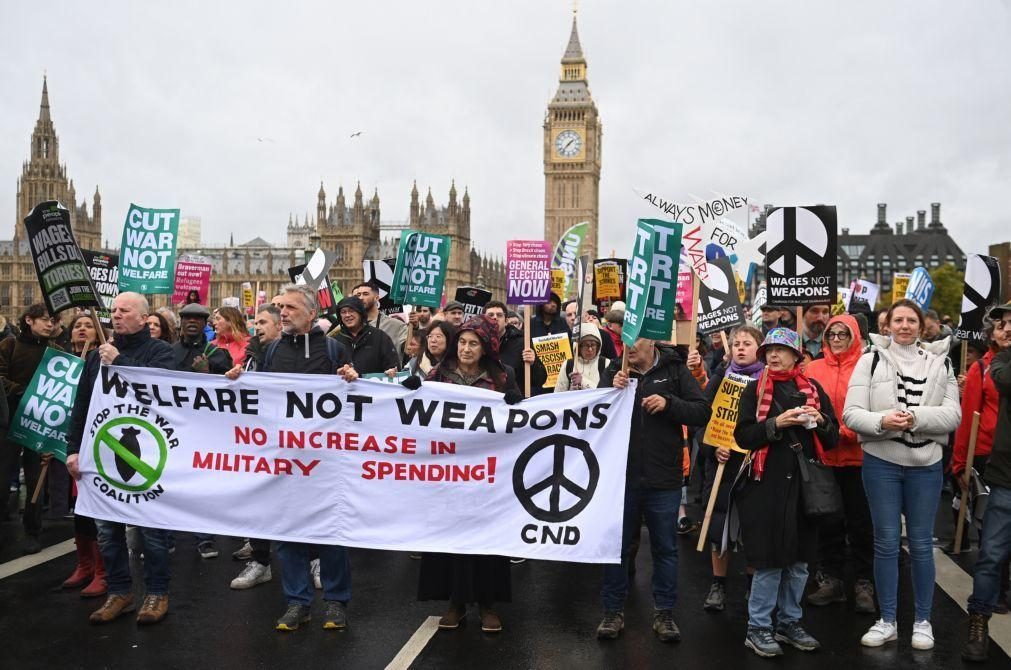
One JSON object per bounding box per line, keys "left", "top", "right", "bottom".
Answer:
{"left": 774, "top": 394, "right": 842, "bottom": 518}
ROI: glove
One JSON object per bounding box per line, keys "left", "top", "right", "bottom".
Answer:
{"left": 503, "top": 389, "right": 524, "bottom": 405}
{"left": 401, "top": 375, "right": 422, "bottom": 390}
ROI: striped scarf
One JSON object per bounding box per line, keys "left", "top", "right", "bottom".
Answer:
{"left": 752, "top": 366, "right": 824, "bottom": 479}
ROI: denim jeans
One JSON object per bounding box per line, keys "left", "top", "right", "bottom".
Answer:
{"left": 601, "top": 487, "right": 681, "bottom": 612}
{"left": 277, "top": 542, "right": 351, "bottom": 606}
{"left": 95, "top": 520, "right": 171, "bottom": 595}
{"left": 862, "top": 453, "right": 942, "bottom": 622}
{"left": 748, "top": 562, "right": 809, "bottom": 630}
{"left": 969, "top": 485, "right": 1011, "bottom": 617}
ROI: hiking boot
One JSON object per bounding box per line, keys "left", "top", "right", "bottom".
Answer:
{"left": 861, "top": 619, "right": 898, "bottom": 647}
{"left": 230, "top": 562, "right": 271, "bottom": 590}
{"left": 438, "top": 603, "right": 466, "bottom": 630}
{"left": 652, "top": 609, "right": 681, "bottom": 642}
{"left": 775, "top": 620, "right": 821, "bottom": 651}
{"left": 276, "top": 604, "right": 311, "bottom": 631}
{"left": 596, "top": 611, "right": 624, "bottom": 639}
{"left": 704, "top": 582, "right": 726, "bottom": 612}
{"left": 23, "top": 535, "right": 41, "bottom": 555}
{"left": 232, "top": 540, "right": 253, "bottom": 561}
{"left": 807, "top": 575, "right": 845, "bottom": 606}
{"left": 197, "top": 540, "right": 219, "bottom": 559}
{"left": 310, "top": 558, "right": 322, "bottom": 589}
{"left": 322, "top": 601, "right": 347, "bottom": 630}
{"left": 89, "top": 593, "right": 136, "bottom": 624}
{"left": 136, "top": 594, "right": 169, "bottom": 625}
{"left": 745, "top": 627, "right": 783, "bottom": 657}
{"left": 854, "top": 579, "right": 876, "bottom": 614}
{"left": 961, "top": 613, "right": 990, "bottom": 662}
{"left": 479, "top": 606, "right": 502, "bottom": 633}
{"left": 911, "top": 620, "right": 934, "bottom": 650}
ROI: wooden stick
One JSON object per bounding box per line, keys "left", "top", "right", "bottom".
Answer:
{"left": 796, "top": 306, "right": 803, "bottom": 339}
{"left": 954, "top": 410, "right": 981, "bottom": 555}
{"left": 620, "top": 346, "right": 629, "bottom": 374}
{"left": 689, "top": 274, "right": 701, "bottom": 352}
{"left": 80, "top": 340, "right": 92, "bottom": 359}
{"left": 523, "top": 307, "right": 531, "bottom": 398}
{"left": 31, "top": 460, "right": 50, "bottom": 504}
{"left": 960, "top": 341, "right": 968, "bottom": 375}
{"left": 89, "top": 311, "right": 107, "bottom": 345}
{"left": 697, "top": 460, "right": 726, "bottom": 552}
{"left": 720, "top": 330, "right": 730, "bottom": 352}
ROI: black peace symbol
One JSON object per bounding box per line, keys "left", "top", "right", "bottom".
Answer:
{"left": 512, "top": 434, "right": 600, "bottom": 523}
{"left": 765, "top": 207, "right": 826, "bottom": 276}
{"left": 699, "top": 262, "right": 734, "bottom": 314}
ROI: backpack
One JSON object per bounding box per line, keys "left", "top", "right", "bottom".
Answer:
{"left": 564, "top": 356, "right": 608, "bottom": 383}
{"left": 262, "top": 336, "right": 344, "bottom": 373}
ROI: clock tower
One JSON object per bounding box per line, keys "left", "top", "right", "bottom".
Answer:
{"left": 544, "top": 11, "right": 601, "bottom": 260}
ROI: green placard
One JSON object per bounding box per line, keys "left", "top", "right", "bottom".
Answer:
{"left": 8, "top": 348, "right": 83, "bottom": 463}
{"left": 622, "top": 219, "right": 682, "bottom": 346}
{"left": 118, "top": 203, "right": 180, "bottom": 294}
{"left": 390, "top": 231, "right": 451, "bottom": 308}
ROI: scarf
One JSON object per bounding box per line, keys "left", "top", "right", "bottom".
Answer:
{"left": 752, "top": 366, "right": 824, "bottom": 479}
{"left": 728, "top": 359, "right": 764, "bottom": 380}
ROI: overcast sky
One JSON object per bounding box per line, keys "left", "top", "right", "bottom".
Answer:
{"left": 2, "top": 1, "right": 1010, "bottom": 260}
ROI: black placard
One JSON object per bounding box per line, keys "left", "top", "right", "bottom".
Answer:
{"left": 764, "top": 205, "right": 838, "bottom": 306}
{"left": 23, "top": 200, "right": 101, "bottom": 314}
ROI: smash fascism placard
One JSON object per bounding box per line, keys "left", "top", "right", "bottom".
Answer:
{"left": 75, "top": 366, "right": 635, "bottom": 563}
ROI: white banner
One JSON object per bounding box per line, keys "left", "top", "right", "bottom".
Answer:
{"left": 75, "top": 366, "right": 635, "bottom": 563}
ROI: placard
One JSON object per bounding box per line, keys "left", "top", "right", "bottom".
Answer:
{"left": 764, "top": 205, "right": 838, "bottom": 306}
{"left": 118, "top": 204, "right": 180, "bottom": 294}
{"left": 507, "top": 240, "right": 553, "bottom": 306}
{"left": 23, "top": 201, "right": 101, "bottom": 314}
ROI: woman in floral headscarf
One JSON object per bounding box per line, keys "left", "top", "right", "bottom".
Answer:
{"left": 417, "top": 316, "right": 522, "bottom": 634}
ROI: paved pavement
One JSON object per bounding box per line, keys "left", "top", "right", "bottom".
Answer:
{"left": 1, "top": 492, "right": 1009, "bottom": 669}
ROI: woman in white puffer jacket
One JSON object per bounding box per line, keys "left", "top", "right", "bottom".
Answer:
{"left": 843, "top": 298, "right": 961, "bottom": 651}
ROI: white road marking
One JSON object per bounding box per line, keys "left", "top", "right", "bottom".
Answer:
{"left": 933, "top": 548, "right": 1011, "bottom": 655}
{"left": 385, "top": 615, "right": 441, "bottom": 670}
{"left": 0, "top": 539, "right": 76, "bottom": 580}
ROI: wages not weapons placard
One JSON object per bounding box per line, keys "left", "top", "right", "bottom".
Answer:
{"left": 75, "top": 366, "right": 634, "bottom": 563}
{"left": 764, "top": 205, "right": 838, "bottom": 306}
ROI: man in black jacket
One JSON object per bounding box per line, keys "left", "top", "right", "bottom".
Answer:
{"left": 482, "top": 300, "right": 546, "bottom": 392}
{"left": 332, "top": 296, "right": 400, "bottom": 375}
{"left": 595, "top": 338, "right": 711, "bottom": 644}
{"left": 65, "top": 292, "right": 175, "bottom": 626}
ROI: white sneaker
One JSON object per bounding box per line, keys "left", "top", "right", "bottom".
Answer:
{"left": 861, "top": 619, "right": 898, "bottom": 647}
{"left": 310, "top": 558, "right": 322, "bottom": 589}
{"left": 230, "top": 562, "right": 272, "bottom": 589}
{"left": 911, "top": 620, "right": 934, "bottom": 650}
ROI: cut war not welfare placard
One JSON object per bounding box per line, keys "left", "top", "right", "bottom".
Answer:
{"left": 9, "top": 349, "right": 83, "bottom": 462}
{"left": 119, "top": 204, "right": 180, "bottom": 294}
{"left": 390, "top": 231, "right": 450, "bottom": 308}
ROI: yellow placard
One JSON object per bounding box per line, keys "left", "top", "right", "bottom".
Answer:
{"left": 892, "top": 272, "right": 911, "bottom": 306}
{"left": 241, "top": 282, "right": 254, "bottom": 309}
{"left": 551, "top": 269, "right": 565, "bottom": 299}
{"left": 702, "top": 373, "right": 750, "bottom": 453}
{"left": 532, "top": 332, "right": 573, "bottom": 388}
{"left": 594, "top": 263, "right": 621, "bottom": 300}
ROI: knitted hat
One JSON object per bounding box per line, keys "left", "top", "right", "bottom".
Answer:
{"left": 757, "top": 327, "right": 803, "bottom": 360}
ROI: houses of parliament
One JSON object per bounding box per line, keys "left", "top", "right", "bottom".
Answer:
{"left": 2, "top": 13, "right": 604, "bottom": 315}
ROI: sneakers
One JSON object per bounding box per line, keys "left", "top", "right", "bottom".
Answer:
{"left": 854, "top": 579, "right": 876, "bottom": 614}
{"left": 310, "top": 558, "right": 322, "bottom": 589}
{"left": 861, "top": 619, "right": 898, "bottom": 647}
{"left": 23, "top": 535, "right": 41, "bottom": 555}
{"left": 230, "top": 562, "right": 272, "bottom": 590}
{"left": 276, "top": 604, "right": 311, "bottom": 631}
{"left": 807, "top": 574, "right": 846, "bottom": 606}
{"left": 232, "top": 540, "right": 253, "bottom": 561}
{"left": 596, "top": 611, "right": 624, "bottom": 639}
{"left": 911, "top": 620, "right": 934, "bottom": 650}
{"left": 323, "top": 601, "right": 348, "bottom": 630}
{"left": 438, "top": 603, "right": 466, "bottom": 630}
{"left": 745, "top": 627, "right": 784, "bottom": 657}
{"left": 197, "top": 540, "right": 219, "bottom": 559}
{"left": 774, "top": 621, "right": 820, "bottom": 651}
{"left": 652, "top": 609, "right": 681, "bottom": 642}
{"left": 479, "top": 607, "right": 502, "bottom": 633}
{"left": 677, "top": 517, "right": 700, "bottom": 535}
{"left": 89, "top": 593, "right": 136, "bottom": 624}
{"left": 704, "top": 582, "right": 726, "bottom": 612}
{"left": 962, "top": 613, "right": 990, "bottom": 662}
{"left": 136, "top": 594, "right": 169, "bottom": 625}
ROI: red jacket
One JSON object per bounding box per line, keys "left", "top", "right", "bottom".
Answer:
{"left": 952, "top": 349, "right": 998, "bottom": 476}
{"left": 804, "top": 314, "right": 864, "bottom": 467}
{"left": 603, "top": 325, "right": 624, "bottom": 358}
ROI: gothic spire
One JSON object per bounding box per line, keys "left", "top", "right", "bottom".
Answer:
{"left": 563, "top": 14, "right": 584, "bottom": 63}
{"left": 39, "top": 75, "right": 51, "bottom": 123}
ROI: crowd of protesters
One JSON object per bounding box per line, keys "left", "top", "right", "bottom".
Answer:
{"left": 1, "top": 285, "right": 1009, "bottom": 663}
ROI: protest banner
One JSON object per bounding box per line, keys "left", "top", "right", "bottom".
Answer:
{"left": 532, "top": 332, "right": 573, "bottom": 388}
{"left": 954, "top": 254, "right": 1002, "bottom": 344}
{"left": 764, "top": 206, "right": 838, "bottom": 306}
{"left": 696, "top": 257, "right": 746, "bottom": 335}
{"left": 551, "top": 221, "right": 590, "bottom": 299}
{"left": 75, "top": 365, "right": 635, "bottom": 563}
{"left": 675, "top": 255, "right": 695, "bottom": 322}
{"left": 847, "top": 279, "right": 880, "bottom": 313}
{"left": 751, "top": 282, "right": 767, "bottom": 327}
{"left": 455, "top": 286, "right": 493, "bottom": 319}
{"left": 390, "top": 231, "right": 450, "bottom": 309}
{"left": 8, "top": 348, "right": 83, "bottom": 464}
{"left": 222, "top": 297, "right": 240, "bottom": 309}
{"left": 81, "top": 250, "right": 119, "bottom": 325}
{"left": 576, "top": 255, "right": 596, "bottom": 319}
{"left": 634, "top": 190, "right": 749, "bottom": 229}
{"left": 118, "top": 204, "right": 180, "bottom": 294}
{"left": 171, "top": 259, "right": 212, "bottom": 306}
{"left": 905, "top": 267, "right": 935, "bottom": 311}
{"left": 551, "top": 269, "right": 566, "bottom": 299}
{"left": 892, "top": 272, "right": 911, "bottom": 305}
{"left": 289, "top": 249, "right": 343, "bottom": 320}
{"left": 363, "top": 258, "right": 403, "bottom": 315}
{"left": 507, "top": 240, "right": 553, "bottom": 305}
{"left": 594, "top": 260, "right": 622, "bottom": 300}
{"left": 23, "top": 200, "right": 102, "bottom": 314}
{"left": 362, "top": 371, "right": 412, "bottom": 384}
{"left": 833, "top": 288, "right": 852, "bottom": 316}
{"left": 622, "top": 219, "right": 684, "bottom": 346}
{"left": 241, "top": 282, "right": 255, "bottom": 311}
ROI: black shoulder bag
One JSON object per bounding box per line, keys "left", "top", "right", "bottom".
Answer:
{"left": 775, "top": 395, "right": 843, "bottom": 517}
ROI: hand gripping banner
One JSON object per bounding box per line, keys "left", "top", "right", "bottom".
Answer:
{"left": 75, "top": 367, "right": 635, "bottom": 563}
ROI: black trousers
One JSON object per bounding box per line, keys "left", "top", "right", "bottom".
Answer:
{"left": 1, "top": 437, "right": 43, "bottom": 536}
{"left": 251, "top": 538, "right": 272, "bottom": 566}
{"left": 817, "top": 465, "right": 874, "bottom": 581}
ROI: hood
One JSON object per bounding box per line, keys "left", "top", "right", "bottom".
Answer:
{"left": 442, "top": 315, "right": 501, "bottom": 368}
{"left": 868, "top": 332, "right": 952, "bottom": 357}
{"left": 573, "top": 323, "right": 602, "bottom": 346}
{"left": 337, "top": 296, "right": 368, "bottom": 322}
{"left": 821, "top": 314, "right": 864, "bottom": 367}
{"left": 535, "top": 292, "right": 563, "bottom": 319}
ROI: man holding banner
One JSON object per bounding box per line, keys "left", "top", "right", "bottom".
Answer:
{"left": 66, "top": 292, "right": 175, "bottom": 625}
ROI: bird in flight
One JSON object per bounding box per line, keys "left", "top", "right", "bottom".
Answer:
{"left": 350, "top": 131, "right": 364, "bottom": 138}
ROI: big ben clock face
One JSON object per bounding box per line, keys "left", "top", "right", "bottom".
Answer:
{"left": 555, "top": 129, "right": 582, "bottom": 158}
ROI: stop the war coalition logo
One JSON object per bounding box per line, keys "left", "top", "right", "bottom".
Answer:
{"left": 765, "top": 206, "right": 838, "bottom": 306}
{"left": 86, "top": 401, "right": 177, "bottom": 504}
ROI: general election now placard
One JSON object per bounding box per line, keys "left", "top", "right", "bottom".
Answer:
{"left": 75, "top": 366, "right": 635, "bottom": 563}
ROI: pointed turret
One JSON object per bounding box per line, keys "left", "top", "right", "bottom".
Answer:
{"left": 462, "top": 186, "right": 470, "bottom": 210}
{"left": 39, "top": 75, "right": 51, "bottom": 123}
{"left": 410, "top": 180, "right": 420, "bottom": 226}
{"left": 563, "top": 14, "right": 584, "bottom": 63}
